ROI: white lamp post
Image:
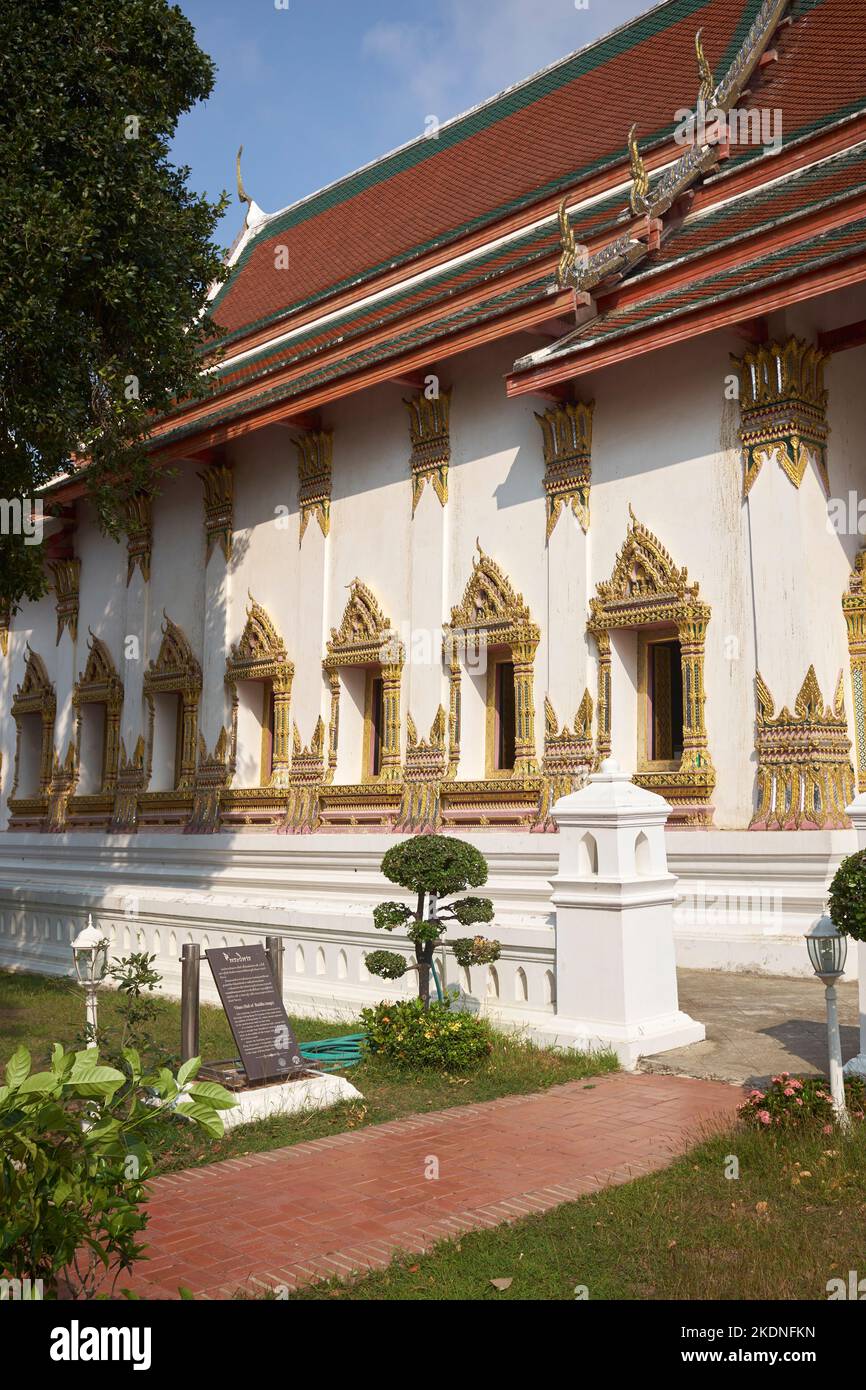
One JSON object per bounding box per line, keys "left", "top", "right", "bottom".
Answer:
{"left": 71, "top": 916, "right": 110, "bottom": 1041}
{"left": 806, "top": 914, "right": 849, "bottom": 1130}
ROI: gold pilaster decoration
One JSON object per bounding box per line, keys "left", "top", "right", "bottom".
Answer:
{"left": 751, "top": 668, "right": 854, "bottom": 830}
{"left": 843, "top": 549, "right": 866, "bottom": 791}
{"left": 535, "top": 400, "right": 594, "bottom": 538}
{"left": 286, "top": 718, "right": 325, "bottom": 831}
{"left": 0, "top": 599, "right": 10, "bottom": 657}
{"left": 188, "top": 728, "right": 232, "bottom": 833}
{"left": 535, "top": 692, "right": 594, "bottom": 828}
{"left": 446, "top": 544, "right": 540, "bottom": 778}
{"left": 734, "top": 337, "right": 829, "bottom": 496}
{"left": 47, "top": 741, "right": 77, "bottom": 832}
{"left": 627, "top": 124, "right": 649, "bottom": 216}
{"left": 110, "top": 736, "right": 146, "bottom": 833}
{"left": 142, "top": 615, "right": 202, "bottom": 791}
{"left": 446, "top": 639, "right": 461, "bottom": 778}
{"left": 396, "top": 707, "right": 447, "bottom": 831}
{"left": 295, "top": 430, "right": 333, "bottom": 541}
{"left": 48, "top": 558, "right": 80, "bottom": 645}
{"left": 72, "top": 633, "right": 124, "bottom": 798}
{"left": 198, "top": 464, "right": 234, "bottom": 562}
{"left": 588, "top": 508, "right": 715, "bottom": 825}
{"left": 124, "top": 494, "right": 152, "bottom": 584}
{"left": 9, "top": 648, "right": 56, "bottom": 811}
{"left": 323, "top": 579, "right": 404, "bottom": 782}
{"left": 404, "top": 388, "right": 451, "bottom": 512}
{"left": 225, "top": 596, "right": 294, "bottom": 788}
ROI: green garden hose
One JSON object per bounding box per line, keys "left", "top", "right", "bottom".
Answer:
{"left": 298, "top": 960, "right": 445, "bottom": 1069}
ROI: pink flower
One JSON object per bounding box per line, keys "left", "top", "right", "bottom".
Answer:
{"left": 790, "top": 1079, "right": 803, "bottom": 1090}
{"left": 823, "top": 1124, "right": 834, "bottom": 1134}
{"left": 784, "top": 1087, "right": 795, "bottom": 1097}
{"left": 758, "top": 1110, "right": 772, "bottom": 1125}
{"left": 749, "top": 1089, "right": 765, "bottom": 1100}
{"left": 795, "top": 1098, "right": 803, "bottom": 1106}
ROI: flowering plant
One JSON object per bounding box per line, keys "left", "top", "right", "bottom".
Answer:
{"left": 360, "top": 998, "right": 493, "bottom": 1070}
{"left": 738, "top": 1072, "right": 866, "bottom": 1131}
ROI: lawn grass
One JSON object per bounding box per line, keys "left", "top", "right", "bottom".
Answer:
{"left": 0, "top": 968, "right": 618, "bottom": 1174}
{"left": 291, "top": 1120, "right": 866, "bottom": 1301}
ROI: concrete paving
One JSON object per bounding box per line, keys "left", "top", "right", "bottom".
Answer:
{"left": 642, "top": 968, "right": 862, "bottom": 1086}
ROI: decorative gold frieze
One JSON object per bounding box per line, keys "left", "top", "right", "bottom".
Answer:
{"left": 396, "top": 707, "right": 447, "bottom": 832}
{"left": 535, "top": 692, "right": 594, "bottom": 829}
{"left": 48, "top": 558, "right": 80, "bottom": 645}
{"left": 589, "top": 508, "right": 715, "bottom": 825}
{"left": 295, "top": 430, "right": 332, "bottom": 541}
{"left": 404, "top": 389, "right": 451, "bottom": 513}
{"left": 843, "top": 549, "right": 866, "bottom": 791}
{"left": 751, "top": 667, "right": 854, "bottom": 830}
{"left": 734, "top": 337, "right": 829, "bottom": 496}
{"left": 535, "top": 401, "right": 593, "bottom": 537}
{"left": 188, "top": 728, "right": 232, "bottom": 833}
{"left": 225, "top": 596, "right": 294, "bottom": 788}
{"left": 9, "top": 647, "right": 56, "bottom": 807}
{"left": 446, "top": 545, "right": 540, "bottom": 777}
{"left": 199, "top": 464, "right": 234, "bottom": 562}
{"left": 142, "top": 615, "right": 202, "bottom": 791}
{"left": 110, "top": 736, "right": 147, "bottom": 834}
{"left": 47, "top": 741, "right": 77, "bottom": 832}
{"left": 124, "top": 494, "right": 152, "bottom": 584}
{"left": 72, "top": 633, "right": 124, "bottom": 801}
{"left": 285, "top": 718, "right": 325, "bottom": 832}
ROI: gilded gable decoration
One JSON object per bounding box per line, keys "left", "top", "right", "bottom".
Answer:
{"left": 751, "top": 667, "right": 854, "bottom": 830}
{"left": 396, "top": 707, "right": 447, "bottom": 832}
{"left": 535, "top": 692, "right": 594, "bottom": 829}
{"left": 535, "top": 400, "right": 594, "bottom": 537}
{"left": 588, "top": 508, "right": 715, "bottom": 825}
{"left": 843, "top": 549, "right": 866, "bottom": 791}
{"left": 48, "top": 558, "right": 80, "bottom": 644}
{"left": 9, "top": 647, "right": 56, "bottom": 808}
{"left": 72, "top": 633, "right": 124, "bottom": 798}
{"left": 199, "top": 464, "right": 234, "bottom": 562}
{"left": 124, "top": 494, "right": 152, "bottom": 584}
{"left": 404, "top": 388, "right": 451, "bottom": 512}
{"left": 323, "top": 580, "right": 404, "bottom": 788}
{"left": 734, "top": 337, "right": 829, "bottom": 496}
{"left": 446, "top": 545, "right": 540, "bottom": 779}
{"left": 295, "top": 429, "right": 332, "bottom": 541}
{"left": 142, "top": 615, "right": 202, "bottom": 791}
{"left": 225, "top": 596, "right": 294, "bottom": 789}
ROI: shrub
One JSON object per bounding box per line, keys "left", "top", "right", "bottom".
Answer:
{"left": 828, "top": 849, "right": 866, "bottom": 941}
{"left": 0, "top": 1044, "right": 235, "bottom": 1297}
{"left": 738, "top": 1072, "right": 866, "bottom": 1131}
{"left": 360, "top": 998, "right": 493, "bottom": 1071}
{"left": 366, "top": 834, "right": 500, "bottom": 1008}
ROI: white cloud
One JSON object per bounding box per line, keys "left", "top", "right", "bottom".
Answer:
{"left": 361, "top": 0, "right": 650, "bottom": 124}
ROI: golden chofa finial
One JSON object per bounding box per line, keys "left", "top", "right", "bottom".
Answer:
{"left": 557, "top": 197, "right": 577, "bottom": 287}
{"left": 236, "top": 145, "right": 251, "bottom": 208}
{"left": 627, "top": 124, "right": 649, "bottom": 216}
{"left": 695, "top": 28, "right": 715, "bottom": 106}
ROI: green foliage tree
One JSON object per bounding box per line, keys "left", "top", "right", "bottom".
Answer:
{"left": 0, "top": 0, "right": 228, "bottom": 608}
{"left": 0, "top": 1043, "right": 234, "bottom": 1298}
{"left": 366, "top": 835, "right": 501, "bottom": 1009}
{"left": 828, "top": 848, "right": 866, "bottom": 941}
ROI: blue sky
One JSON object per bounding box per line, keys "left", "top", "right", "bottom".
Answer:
{"left": 172, "top": 0, "right": 653, "bottom": 247}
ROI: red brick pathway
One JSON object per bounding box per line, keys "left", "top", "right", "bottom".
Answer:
{"left": 114, "top": 1072, "right": 741, "bottom": 1299}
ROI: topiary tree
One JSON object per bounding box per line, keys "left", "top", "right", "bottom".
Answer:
{"left": 829, "top": 848, "right": 866, "bottom": 941}
{"left": 366, "top": 834, "right": 501, "bottom": 1009}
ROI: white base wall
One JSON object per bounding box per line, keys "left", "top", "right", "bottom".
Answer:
{"left": 0, "top": 827, "right": 858, "bottom": 1029}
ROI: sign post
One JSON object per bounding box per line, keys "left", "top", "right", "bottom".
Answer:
{"left": 205, "top": 943, "right": 304, "bottom": 1084}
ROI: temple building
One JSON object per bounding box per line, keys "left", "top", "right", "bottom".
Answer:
{"left": 2, "top": 0, "right": 866, "bottom": 1020}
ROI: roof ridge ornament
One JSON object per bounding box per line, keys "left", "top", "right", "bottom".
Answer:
{"left": 627, "top": 125, "right": 650, "bottom": 216}
{"left": 695, "top": 28, "right": 715, "bottom": 107}
{"left": 235, "top": 144, "right": 268, "bottom": 232}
